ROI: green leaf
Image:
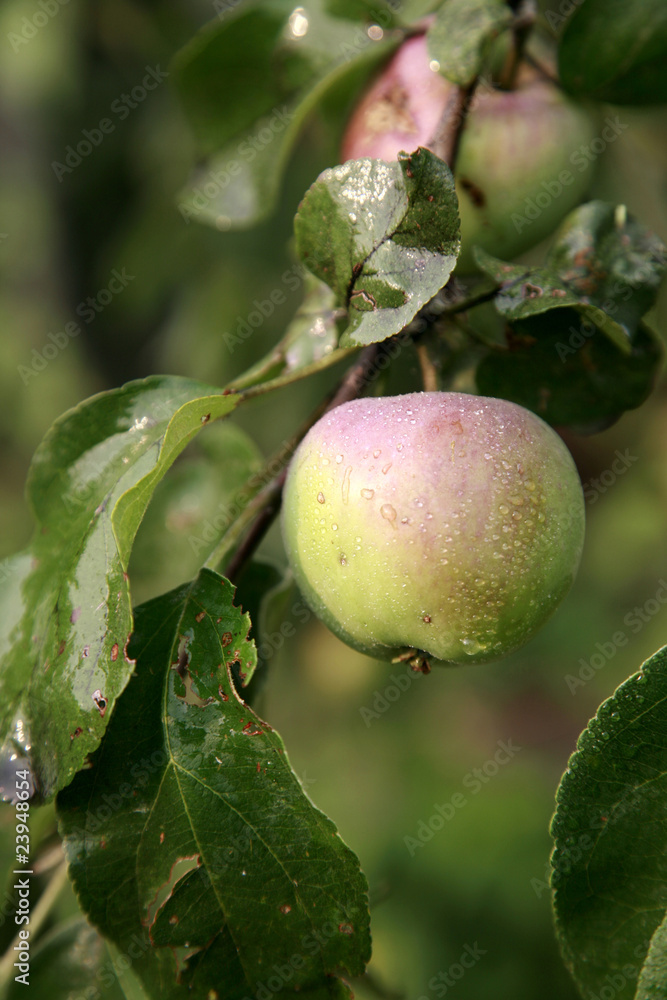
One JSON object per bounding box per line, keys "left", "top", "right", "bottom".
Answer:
{"left": 233, "top": 560, "right": 295, "bottom": 704}
{"left": 56, "top": 570, "right": 371, "bottom": 1000}
{"left": 295, "top": 149, "right": 460, "bottom": 347}
{"left": 0, "top": 377, "right": 237, "bottom": 801}
{"left": 636, "top": 914, "right": 667, "bottom": 1000}
{"left": 229, "top": 273, "right": 341, "bottom": 391}
{"left": 551, "top": 645, "right": 667, "bottom": 1000}
{"left": 174, "top": 0, "right": 398, "bottom": 228}
{"left": 473, "top": 251, "right": 632, "bottom": 355}
{"left": 474, "top": 202, "right": 666, "bottom": 353}
{"left": 558, "top": 0, "right": 667, "bottom": 104}
{"left": 4, "top": 919, "right": 127, "bottom": 1000}
{"left": 475, "top": 311, "right": 662, "bottom": 430}
{"left": 325, "top": 0, "right": 401, "bottom": 24}
{"left": 171, "top": 2, "right": 296, "bottom": 155}
{"left": 427, "top": 0, "right": 513, "bottom": 86}
{"left": 128, "top": 422, "right": 263, "bottom": 606}
{"left": 548, "top": 202, "right": 666, "bottom": 338}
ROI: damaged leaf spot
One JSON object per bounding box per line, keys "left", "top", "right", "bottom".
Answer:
{"left": 111, "top": 643, "right": 119, "bottom": 661}
{"left": 92, "top": 689, "right": 107, "bottom": 716}
{"left": 146, "top": 854, "right": 201, "bottom": 933}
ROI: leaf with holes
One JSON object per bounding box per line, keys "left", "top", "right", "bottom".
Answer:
{"left": 56, "top": 569, "right": 371, "bottom": 1000}
{"left": 0, "top": 376, "right": 238, "bottom": 801}
{"left": 295, "top": 149, "right": 460, "bottom": 347}
{"left": 473, "top": 202, "right": 666, "bottom": 353}
{"left": 552, "top": 645, "right": 667, "bottom": 1000}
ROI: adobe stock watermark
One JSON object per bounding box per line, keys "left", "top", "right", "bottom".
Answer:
{"left": 255, "top": 599, "right": 312, "bottom": 663}
{"left": 511, "top": 116, "right": 628, "bottom": 235}
{"left": 359, "top": 660, "right": 426, "bottom": 726}
{"left": 582, "top": 449, "right": 638, "bottom": 504}
{"left": 69, "top": 932, "right": 151, "bottom": 1000}
{"left": 7, "top": 0, "right": 70, "bottom": 54}
{"left": 543, "top": 0, "right": 585, "bottom": 31}
{"left": 417, "top": 943, "right": 487, "bottom": 999}
{"left": 188, "top": 438, "right": 293, "bottom": 556}
{"left": 179, "top": 105, "right": 294, "bottom": 228}
{"left": 565, "top": 579, "right": 667, "bottom": 694}
{"left": 223, "top": 262, "right": 311, "bottom": 354}
{"left": 404, "top": 739, "right": 522, "bottom": 855}
{"left": 240, "top": 918, "right": 356, "bottom": 1000}
{"left": 18, "top": 267, "right": 135, "bottom": 384}
{"left": 52, "top": 66, "right": 168, "bottom": 181}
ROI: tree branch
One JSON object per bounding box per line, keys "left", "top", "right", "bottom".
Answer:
{"left": 220, "top": 342, "right": 387, "bottom": 581}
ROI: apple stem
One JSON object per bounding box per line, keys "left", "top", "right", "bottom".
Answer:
{"left": 416, "top": 343, "right": 439, "bottom": 392}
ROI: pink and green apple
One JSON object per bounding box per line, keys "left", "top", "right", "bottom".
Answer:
{"left": 282, "top": 392, "right": 584, "bottom": 667}
{"left": 341, "top": 34, "right": 599, "bottom": 271}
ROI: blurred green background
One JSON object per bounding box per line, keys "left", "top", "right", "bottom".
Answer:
{"left": 2, "top": 1, "right": 667, "bottom": 997}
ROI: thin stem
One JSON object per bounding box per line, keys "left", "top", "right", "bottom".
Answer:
{"left": 221, "top": 469, "right": 288, "bottom": 581}
{"left": 231, "top": 345, "right": 359, "bottom": 399}
{"left": 416, "top": 343, "right": 438, "bottom": 392}
{"left": 432, "top": 79, "right": 479, "bottom": 173}
{"left": 213, "top": 343, "right": 386, "bottom": 580}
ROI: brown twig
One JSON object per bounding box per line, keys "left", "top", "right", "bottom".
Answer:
{"left": 431, "top": 79, "right": 479, "bottom": 173}
{"left": 221, "top": 342, "right": 385, "bottom": 581}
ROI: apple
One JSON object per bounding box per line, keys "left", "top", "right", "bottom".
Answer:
{"left": 341, "top": 34, "right": 598, "bottom": 272}
{"left": 281, "top": 392, "right": 584, "bottom": 667}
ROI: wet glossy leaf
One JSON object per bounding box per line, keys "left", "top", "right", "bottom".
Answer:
{"left": 427, "top": 0, "right": 513, "bottom": 86}
{"left": 0, "top": 377, "right": 237, "bottom": 801}
{"left": 57, "top": 570, "right": 371, "bottom": 1000}
{"left": 174, "top": 0, "right": 397, "bottom": 228}
{"left": 128, "top": 422, "right": 263, "bottom": 607}
{"left": 547, "top": 202, "right": 666, "bottom": 338}
{"left": 229, "top": 273, "right": 341, "bottom": 391}
{"left": 551, "top": 645, "right": 667, "bottom": 1000}
{"left": 475, "top": 310, "right": 662, "bottom": 429}
{"left": 5, "top": 919, "right": 126, "bottom": 1000}
{"left": 295, "top": 149, "right": 460, "bottom": 347}
{"left": 474, "top": 203, "right": 666, "bottom": 354}
{"left": 473, "top": 252, "right": 631, "bottom": 354}
{"left": 558, "top": 0, "right": 667, "bottom": 104}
